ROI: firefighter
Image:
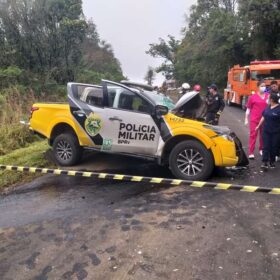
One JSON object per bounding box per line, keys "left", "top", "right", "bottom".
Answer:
{"left": 205, "top": 84, "right": 225, "bottom": 125}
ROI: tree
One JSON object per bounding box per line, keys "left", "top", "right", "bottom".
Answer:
{"left": 144, "top": 67, "right": 155, "bottom": 85}
{"left": 146, "top": 35, "right": 180, "bottom": 79}
{"left": 0, "top": 0, "right": 123, "bottom": 89}
{"left": 0, "top": 0, "right": 87, "bottom": 83}
{"left": 238, "top": 0, "right": 280, "bottom": 59}
{"left": 176, "top": 7, "right": 250, "bottom": 87}
{"left": 147, "top": 0, "right": 279, "bottom": 89}
{"left": 151, "top": 0, "right": 250, "bottom": 87}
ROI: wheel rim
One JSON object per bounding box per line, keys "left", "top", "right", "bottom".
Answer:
{"left": 56, "top": 140, "right": 73, "bottom": 161}
{"left": 177, "top": 148, "right": 204, "bottom": 177}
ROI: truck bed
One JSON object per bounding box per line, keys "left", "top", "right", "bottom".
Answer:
{"left": 30, "top": 103, "right": 71, "bottom": 138}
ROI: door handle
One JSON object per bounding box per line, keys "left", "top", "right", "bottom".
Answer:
{"left": 109, "top": 117, "right": 123, "bottom": 122}
{"left": 73, "top": 110, "right": 85, "bottom": 117}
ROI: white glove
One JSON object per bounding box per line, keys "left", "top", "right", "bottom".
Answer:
{"left": 244, "top": 118, "right": 248, "bottom": 125}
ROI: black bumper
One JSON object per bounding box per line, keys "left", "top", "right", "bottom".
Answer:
{"left": 230, "top": 132, "right": 249, "bottom": 166}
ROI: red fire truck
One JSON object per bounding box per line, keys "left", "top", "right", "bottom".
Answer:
{"left": 224, "top": 60, "right": 280, "bottom": 109}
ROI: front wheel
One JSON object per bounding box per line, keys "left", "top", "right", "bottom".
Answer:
{"left": 53, "top": 133, "right": 83, "bottom": 166}
{"left": 169, "top": 140, "right": 214, "bottom": 181}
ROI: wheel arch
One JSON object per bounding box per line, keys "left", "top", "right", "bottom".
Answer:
{"left": 161, "top": 135, "right": 211, "bottom": 165}
{"left": 50, "top": 123, "right": 78, "bottom": 146}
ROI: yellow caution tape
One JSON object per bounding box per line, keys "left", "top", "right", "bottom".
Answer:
{"left": 0, "top": 165, "right": 279, "bottom": 195}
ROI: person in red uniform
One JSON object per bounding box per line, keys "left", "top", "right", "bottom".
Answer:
{"left": 245, "top": 80, "right": 269, "bottom": 159}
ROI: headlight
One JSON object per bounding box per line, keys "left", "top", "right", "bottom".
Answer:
{"left": 203, "top": 124, "right": 234, "bottom": 142}
{"left": 220, "top": 134, "right": 234, "bottom": 142}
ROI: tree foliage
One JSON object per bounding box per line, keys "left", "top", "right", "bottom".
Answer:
{"left": 147, "top": 0, "right": 280, "bottom": 88}
{"left": 0, "top": 0, "right": 123, "bottom": 91}
{"left": 238, "top": 0, "right": 280, "bottom": 59}
{"left": 146, "top": 35, "right": 180, "bottom": 79}
{"left": 144, "top": 66, "right": 155, "bottom": 85}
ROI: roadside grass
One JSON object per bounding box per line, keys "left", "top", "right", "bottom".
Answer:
{"left": 0, "top": 85, "right": 66, "bottom": 189}
{"left": 0, "top": 141, "right": 52, "bottom": 189}
{"left": 0, "top": 87, "right": 38, "bottom": 155}
{"left": 0, "top": 85, "right": 67, "bottom": 156}
{"left": 0, "top": 124, "right": 40, "bottom": 155}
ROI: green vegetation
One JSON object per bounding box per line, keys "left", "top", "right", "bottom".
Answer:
{"left": 0, "top": 0, "right": 124, "bottom": 188}
{"left": 144, "top": 67, "right": 156, "bottom": 86}
{"left": 147, "top": 0, "right": 280, "bottom": 88}
{"left": 0, "top": 0, "right": 123, "bottom": 88}
{"left": 0, "top": 141, "right": 50, "bottom": 189}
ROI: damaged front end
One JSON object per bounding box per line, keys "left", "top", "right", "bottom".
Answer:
{"left": 172, "top": 92, "right": 248, "bottom": 167}
{"left": 204, "top": 124, "right": 249, "bottom": 167}
{"left": 230, "top": 132, "right": 249, "bottom": 167}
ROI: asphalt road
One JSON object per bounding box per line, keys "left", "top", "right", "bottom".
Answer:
{"left": 1, "top": 106, "right": 280, "bottom": 280}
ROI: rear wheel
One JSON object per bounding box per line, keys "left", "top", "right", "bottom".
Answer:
{"left": 53, "top": 133, "right": 83, "bottom": 166}
{"left": 169, "top": 140, "right": 214, "bottom": 181}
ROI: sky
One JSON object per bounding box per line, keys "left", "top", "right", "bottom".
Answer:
{"left": 82, "top": 0, "right": 197, "bottom": 85}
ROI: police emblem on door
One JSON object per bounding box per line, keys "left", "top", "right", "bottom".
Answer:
{"left": 84, "top": 113, "right": 102, "bottom": 137}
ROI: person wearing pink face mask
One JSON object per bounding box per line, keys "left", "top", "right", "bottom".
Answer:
{"left": 244, "top": 80, "right": 269, "bottom": 159}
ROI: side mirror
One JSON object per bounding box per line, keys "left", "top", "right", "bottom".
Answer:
{"left": 155, "top": 105, "right": 169, "bottom": 118}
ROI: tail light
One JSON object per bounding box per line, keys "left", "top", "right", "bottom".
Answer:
{"left": 30, "top": 106, "right": 39, "bottom": 118}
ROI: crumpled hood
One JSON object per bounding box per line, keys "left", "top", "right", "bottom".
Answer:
{"left": 172, "top": 91, "right": 206, "bottom": 120}
{"left": 173, "top": 91, "right": 199, "bottom": 111}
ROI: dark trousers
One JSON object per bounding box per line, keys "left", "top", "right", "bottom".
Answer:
{"left": 262, "top": 130, "right": 280, "bottom": 163}
{"left": 206, "top": 112, "right": 219, "bottom": 125}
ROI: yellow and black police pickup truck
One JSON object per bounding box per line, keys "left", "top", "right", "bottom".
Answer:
{"left": 29, "top": 80, "right": 248, "bottom": 180}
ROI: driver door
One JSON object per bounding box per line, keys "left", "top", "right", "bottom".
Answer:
{"left": 101, "top": 81, "right": 160, "bottom": 156}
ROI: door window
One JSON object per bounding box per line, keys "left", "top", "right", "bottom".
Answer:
{"left": 104, "top": 82, "right": 153, "bottom": 114}
{"left": 106, "top": 86, "right": 153, "bottom": 114}
{"left": 118, "top": 90, "right": 153, "bottom": 114}
{"left": 233, "top": 71, "right": 240, "bottom": 81}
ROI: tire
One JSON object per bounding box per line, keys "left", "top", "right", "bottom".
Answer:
{"left": 53, "top": 133, "right": 83, "bottom": 166}
{"left": 169, "top": 140, "right": 214, "bottom": 181}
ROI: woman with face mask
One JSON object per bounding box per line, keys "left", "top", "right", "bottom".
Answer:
{"left": 256, "top": 93, "right": 280, "bottom": 169}
{"left": 244, "top": 80, "right": 269, "bottom": 159}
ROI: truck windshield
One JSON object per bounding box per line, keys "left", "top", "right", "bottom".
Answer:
{"left": 251, "top": 69, "right": 280, "bottom": 80}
